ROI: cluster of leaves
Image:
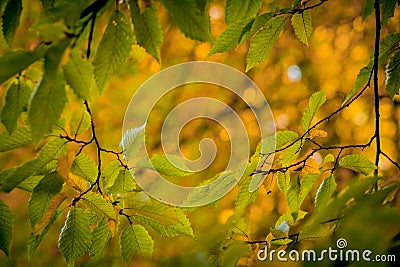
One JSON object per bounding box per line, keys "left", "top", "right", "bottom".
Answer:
{"left": 0, "top": 0, "right": 214, "bottom": 265}
{"left": 206, "top": 0, "right": 400, "bottom": 266}
{"left": 0, "top": 0, "right": 400, "bottom": 266}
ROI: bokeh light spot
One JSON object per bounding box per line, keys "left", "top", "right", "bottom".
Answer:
{"left": 287, "top": 65, "right": 302, "bottom": 82}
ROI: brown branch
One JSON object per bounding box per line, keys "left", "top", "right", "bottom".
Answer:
{"left": 289, "top": 0, "right": 329, "bottom": 14}
{"left": 84, "top": 100, "right": 103, "bottom": 196}
{"left": 86, "top": 13, "right": 96, "bottom": 59}
{"left": 381, "top": 151, "right": 400, "bottom": 170}
{"left": 256, "top": 136, "right": 374, "bottom": 175}
{"left": 100, "top": 147, "right": 129, "bottom": 169}
{"left": 119, "top": 209, "right": 133, "bottom": 225}
{"left": 373, "top": 0, "right": 382, "bottom": 178}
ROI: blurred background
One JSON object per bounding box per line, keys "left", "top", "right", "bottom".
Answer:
{"left": 0, "top": 0, "right": 399, "bottom": 266}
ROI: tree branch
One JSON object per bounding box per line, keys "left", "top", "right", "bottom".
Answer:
{"left": 381, "top": 151, "right": 400, "bottom": 170}
{"left": 373, "top": 0, "right": 382, "bottom": 178}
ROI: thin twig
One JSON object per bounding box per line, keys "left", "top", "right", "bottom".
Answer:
{"left": 86, "top": 13, "right": 96, "bottom": 59}
{"left": 381, "top": 151, "right": 400, "bottom": 170}
{"left": 373, "top": 0, "right": 382, "bottom": 178}
{"left": 84, "top": 100, "right": 103, "bottom": 195}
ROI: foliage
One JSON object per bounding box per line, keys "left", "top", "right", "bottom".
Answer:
{"left": 0, "top": 0, "right": 399, "bottom": 266}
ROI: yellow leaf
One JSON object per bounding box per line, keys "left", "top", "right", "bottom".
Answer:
{"left": 56, "top": 155, "right": 70, "bottom": 180}
{"left": 250, "top": 243, "right": 259, "bottom": 253}
{"left": 277, "top": 244, "right": 287, "bottom": 251}
{"left": 108, "top": 219, "right": 117, "bottom": 237}
{"left": 309, "top": 129, "right": 327, "bottom": 139}
{"left": 303, "top": 158, "right": 320, "bottom": 175}
{"left": 263, "top": 172, "right": 276, "bottom": 195}
{"left": 56, "top": 148, "right": 77, "bottom": 176}
{"left": 265, "top": 232, "right": 273, "bottom": 248}
{"left": 65, "top": 173, "right": 89, "bottom": 192}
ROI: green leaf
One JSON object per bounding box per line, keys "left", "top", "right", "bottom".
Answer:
{"left": 286, "top": 176, "right": 300, "bottom": 213}
{"left": 281, "top": 140, "right": 302, "bottom": 167}
{"left": 275, "top": 210, "right": 307, "bottom": 227}
{"left": 315, "top": 175, "right": 336, "bottom": 212}
{"left": 40, "top": 0, "right": 55, "bottom": 11}
{"left": 102, "top": 160, "right": 121, "bottom": 189}
{"left": 235, "top": 177, "right": 258, "bottom": 217}
{"left": 382, "top": 0, "right": 397, "bottom": 25}
{"left": 29, "top": 73, "right": 67, "bottom": 143}
{"left": 291, "top": 0, "right": 302, "bottom": 8}
{"left": 108, "top": 169, "right": 136, "bottom": 195}
{"left": 277, "top": 131, "right": 299, "bottom": 148}
{"left": 127, "top": 201, "right": 179, "bottom": 225}
{"left": 260, "top": 130, "right": 298, "bottom": 155}
{"left": 82, "top": 192, "right": 116, "bottom": 220}
{"left": 137, "top": 154, "right": 194, "bottom": 177}
{"left": 133, "top": 207, "right": 193, "bottom": 237}
{"left": 33, "top": 193, "right": 67, "bottom": 236}
{"left": 28, "top": 172, "right": 63, "bottom": 228}
{"left": 225, "top": 0, "right": 263, "bottom": 25}
{"left": 0, "top": 46, "right": 48, "bottom": 84}
{"left": 59, "top": 208, "right": 92, "bottom": 264}
{"left": 63, "top": 49, "right": 93, "bottom": 99}
{"left": 0, "top": 126, "right": 32, "bottom": 152}
{"left": 160, "top": 0, "right": 212, "bottom": 42}
{"left": 299, "top": 173, "right": 320, "bottom": 201}
{"left": 183, "top": 171, "right": 237, "bottom": 207}
{"left": 362, "top": 0, "right": 374, "bottom": 21}
{"left": 379, "top": 33, "right": 400, "bottom": 65}
{"left": 18, "top": 175, "right": 44, "bottom": 192}
{"left": 238, "top": 149, "right": 261, "bottom": 184}
{"left": 271, "top": 238, "right": 292, "bottom": 246}
{"left": 239, "top": 12, "right": 274, "bottom": 45}
{"left": 28, "top": 210, "right": 60, "bottom": 259}
{"left": 343, "top": 60, "right": 373, "bottom": 105}
{"left": 120, "top": 124, "right": 146, "bottom": 162}
{"left": 0, "top": 199, "right": 14, "bottom": 257}
{"left": 1, "top": 0, "right": 22, "bottom": 45}
{"left": 0, "top": 0, "right": 7, "bottom": 11}
{"left": 314, "top": 177, "right": 379, "bottom": 224}
{"left": 69, "top": 110, "right": 91, "bottom": 136}
{"left": 0, "top": 138, "right": 67, "bottom": 192}
{"left": 1, "top": 82, "right": 30, "bottom": 134}
{"left": 246, "top": 16, "right": 285, "bottom": 71}
{"left": 287, "top": 174, "right": 319, "bottom": 213}
{"left": 221, "top": 241, "right": 250, "bottom": 267}
{"left": 237, "top": 19, "right": 255, "bottom": 46}
{"left": 71, "top": 154, "right": 98, "bottom": 184}
{"left": 89, "top": 221, "right": 111, "bottom": 259}
{"left": 93, "top": 11, "right": 134, "bottom": 92}
{"left": 385, "top": 51, "right": 400, "bottom": 97}
{"left": 321, "top": 153, "right": 334, "bottom": 166}
{"left": 38, "top": 137, "right": 68, "bottom": 162}
{"left": 248, "top": 173, "right": 265, "bottom": 192}
{"left": 302, "top": 89, "right": 326, "bottom": 131}
{"left": 41, "top": 0, "right": 88, "bottom": 27}
{"left": 291, "top": 10, "right": 312, "bottom": 46}
{"left": 31, "top": 22, "right": 66, "bottom": 42}
{"left": 339, "top": 154, "right": 377, "bottom": 175}
{"left": 208, "top": 20, "right": 249, "bottom": 56}
{"left": 129, "top": 0, "right": 163, "bottom": 62}
{"left": 275, "top": 131, "right": 299, "bottom": 151}
{"left": 169, "top": 209, "right": 194, "bottom": 237}
{"left": 120, "top": 225, "right": 154, "bottom": 262}
{"left": 277, "top": 171, "right": 290, "bottom": 194}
